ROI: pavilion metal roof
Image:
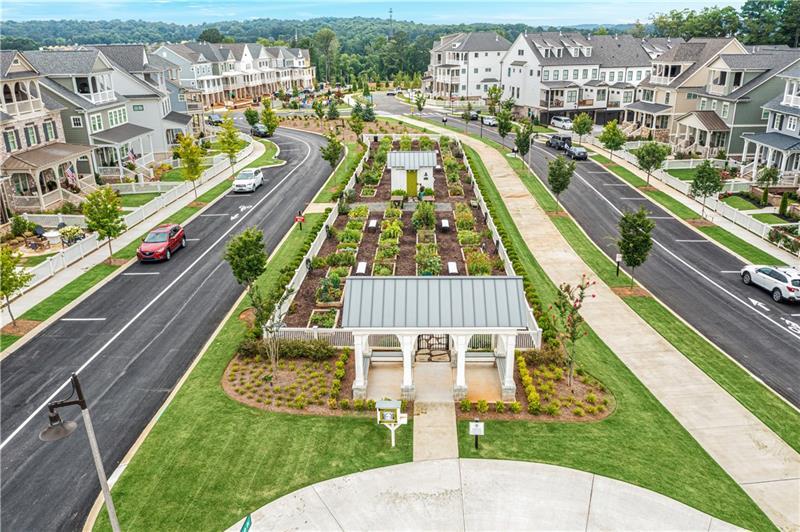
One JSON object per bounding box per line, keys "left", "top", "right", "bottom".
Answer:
{"left": 341, "top": 276, "right": 529, "bottom": 329}
{"left": 387, "top": 151, "right": 437, "bottom": 170}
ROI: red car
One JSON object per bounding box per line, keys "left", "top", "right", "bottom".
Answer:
{"left": 136, "top": 224, "right": 186, "bottom": 262}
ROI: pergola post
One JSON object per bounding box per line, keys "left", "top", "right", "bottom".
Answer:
{"left": 453, "top": 334, "right": 469, "bottom": 400}
{"left": 502, "top": 334, "right": 517, "bottom": 401}
{"left": 352, "top": 333, "right": 367, "bottom": 399}
{"left": 400, "top": 335, "right": 415, "bottom": 400}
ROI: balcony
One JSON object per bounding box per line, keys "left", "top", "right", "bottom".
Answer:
{"left": 578, "top": 99, "right": 594, "bottom": 107}
{"left": 0, "top": 98, "right": 44, "bottom": 117}
{"left": 707, "top": 84, "right": 727, "bottom": 96}
{"left": 648, "top": 76, "right": 674, "bottom": 86}
{"left": 540, "top": 99, "right": 564, "bottom": 109}
{"left": 80, "top": 90, "right": 115, "bottom": 105}
{"left": 782, "top": 95, "right": 800, "bottom": 108}
{"left": 607, "top": 101, "right": 621, "bottom": 108}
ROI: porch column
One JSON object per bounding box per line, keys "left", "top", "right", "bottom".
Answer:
{"left": 32, "top": 171, "right": 46, "bottom": 211}
{"left": 742, "top": 139, "right": 750, "bottom": 164}
{"left": 502, "top": 333, "right": 517, "bottom": 401}
{"left": 767, "top": 147, "right": 775, "bottom": 173}
{"left": 752, "top": 144, "right": 762, "bottom": 179}
{"left": 352, "top": 333, "right": 367, "bottom": 399}
{"left": 453, "top": 334, "right": 468, "bottom": 400}
{"left": 780, "top": 150, "right": 789, "bottom": 172}
{"left": 400, "top": 334, "right": 415, "bottom": 400}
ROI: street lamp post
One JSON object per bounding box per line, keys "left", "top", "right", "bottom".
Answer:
{"left": 39, "top": 373, "right": 121, "bottom": 532}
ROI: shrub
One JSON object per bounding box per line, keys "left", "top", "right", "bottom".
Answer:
{"left": 465, "top": 249, "right": 492, "bottom": 276}
{"left": 327, "top": 398, "right": 338, "bottom": 409}
{"left": 476, "top": 400, "right": 488, "bottom": 413}
{"left": 448, "top": 183, "right": 465, "bottom": 196}
{"left": 10, "top": 215, "right": 35, "bottom": 237}
{"left": 293, "top": 394, "right": 308, "bottom": 409}
{"left": 337, "top": 228, "right": 363, "bottom": 244}
{"left": 415, "top": 243, "right": 441, "bottom": 275}
{"left": 585, "top": 392, "right": 597, "bottom": 405}
{"left": 310, "top": 256, "right": 327, "bottom": 269}
{"left": 391, "top": 188, "right": 408, "bottom": 198}
{"left": 459, "top": 398, "right": 472, "bottom": 412}
{"left": 346, "top": 220, "right": 364, "bottom": 231}
{"left": 779, "top": 192, "right": 789, "bottom": 217}
{"left": 495, "top": 401, "right": 505, "bottom": 413}
{"left": 384, "top": 206, "right": 402, "bottom": 219}
{"left": 411, "top": 201, "right": 436, "bottom": 231}
{"left": 376, "top": 243, "right": 400, "bottom": 260}
{"left": 509, "top": 401, "right": 522, "bottom": 414}
{"left": 572, "top": 406, "right": 585, "bottom": 417}
{"left": 454, "top": 203, "right": 476, "bottom": 231}
{"left": 309, "top": 309, "right": 337, "bottom": 328}
{"left": 373, "top": 263, "right": 393, "bottom": 276}
{"left": 316, "top": 276, "right": 342, "bottom": 303}
{"left": 353, "top": 398, "right": 365, "bottom": 411}
{"left": 545, "top": 403, "right": 559, "bottom": 416}
{"left": 278, "top": 339, "right": 337, "bottom": 360}
{"left": 327, "top": 251, "right": 356, "bottom": 267}
{"left": 339, "top": 399, "right": 351, "bottom": 410}
{"left": 348, "top": 205, "right": 369, "bottom": 220}
{"left": 457, "top": 230, "right": 481, "bottom": 247}
{"left": 419, "top": 136, "right": 433, "bottom": 150}
{"left": 399, "top": 134, "right": 412, "bottom": 151}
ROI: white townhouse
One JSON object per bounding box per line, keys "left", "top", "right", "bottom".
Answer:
{"left": 263, "top": 46, "right": 315, "bottom": 92}
{"left": 500, "top": 32, "right": 655, "bottom": 125}
{"left": 424, "top": 32, "right": 511, "bottom": 100}
{"left": 154, "top": 43, "right": 224, "bottom": 109}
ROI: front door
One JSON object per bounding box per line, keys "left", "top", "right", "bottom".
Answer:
{"left": 406, "top": 170, "right": 417, "bottom": 196}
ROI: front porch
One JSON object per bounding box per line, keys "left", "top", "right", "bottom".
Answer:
{"left": 741, "top": 132, "right": 800, "bottom": 186}
{"left": 675, "top": 110, "right": 730, "bottom": 158}
{"left": 623, "top": 101, "right": 672, "bottom": 141}
{"left": 91, "top": 123, "right": 155, "bottom": 181}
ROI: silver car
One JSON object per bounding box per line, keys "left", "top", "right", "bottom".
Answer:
{"left": 741, "top": 265, "right": 800, "bottom": 303}
{"left": 232, "top": 169, "right": 263, "bottom": 193}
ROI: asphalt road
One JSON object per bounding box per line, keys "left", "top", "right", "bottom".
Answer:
{"left": 0, "top": 127, "right": 331, "bottom": 530}
{"left": 371, "top": 93, "right": 800, "bottom": 406}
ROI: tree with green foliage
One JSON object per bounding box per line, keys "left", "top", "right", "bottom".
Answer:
{"left": 547, "top": 155, "right": 575, "bottom": 207}
{"left": 598, "top": 119, "right": 626, "bottom": 161}
{"left": 348, "top": 113, "right": 364, "bottom": 140}
{"left": 312, "top": 99, "right": 325, "bottom": 123}
{"left": 352, "top": 101, "right": 364, "bottom": 119}
{"left": 414, "top": 92, "right": 427, "bottom": 114}
{"left": 501, "top": 97, "right": 515, "bottom": 113}
{"left": 362, "top": 78, "right": 371, "bottom": 97}
{"left": 486, "top": 85, "right": 503, "bottom": 116}
{"left": 514, "top": 120, "right": 535, "bottom": 159}
{"left": 571, "top": 113, "right": 593, "bottom": 145}
{"left": 636, "top": 142, "right": 671, "bottom": 184}
{"left": 320, "top": 131, "right": 343, "bottom": 168}
{"left": 83, "top": 186, "right": 126, "bottom": 255}
{"left": 216, "top": 113, "right": 242, "bottom": 174}
{"left": 594, "top": 26, "right": 610, "bottom": 35}
{"left": 326, "top": 101, "right": 340, "bottom": 120}
{"left": 314, "top": 27, "right": 339, "bottom": 82}
{"left": 690, "top": 160, "right": 723, "bottom": 216}
{"left": 243, "top": 108, "right": 259, "bottom": 127}
{"left": 497, "top": 108, "right": 513, "bottom": 148}
{"left": 259, "top": 100, "right": 279, "bottom": 136}
{"left": 552, "top": 275, "right": 594, "bottom": 386}
{"left": 779, "top": 192, "right": 790, "bottom": 217}
{"left": 629, "top": 19, "right": 647, "bottom": 38}
{"left": 0, "top": 246, "right": 34, "bottom": 326}
{"left": 224, "top": 226, "right": 274, "bottom": 333}
{"left": 362, "top": 104, "right": 376, "bottom": 122}
{"left": 757, "top": 166, "right": 780, "bottom": 206}
{"left": 617, "top": 207, "right": 655, "bottom": 287}
{"left": 175, "top": 134, "right": 204, "bottom": 198}
{"left": 198, "top": 27, "right": 224, "bottom": 43}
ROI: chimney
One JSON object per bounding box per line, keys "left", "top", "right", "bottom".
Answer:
{"left": 496, "top": 34, "right": 499, "bottom": 42}
{"left": 559, "top": 30, "right": 563, "bottom": 37}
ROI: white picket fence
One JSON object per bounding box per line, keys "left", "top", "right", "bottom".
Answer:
{"left": 17, "top": 134, "right": 255, "bottom": 295}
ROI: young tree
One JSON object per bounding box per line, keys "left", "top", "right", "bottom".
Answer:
{"left": 362, "top": 78, "right": 371, "bottom": 97}
{"left": 636, "top": 142, "right": 670, "bottom": 184}
{"left": 224, "top": 227, "right": 273, "bottom": 332}
{"left": 243, "top": 108, "right": 259, "bottom": 127}
{"left": 547, "top": 155, "right": 576, "bottom": 206}
{"left": 617, "top": 207, "right": 655, "bottom": 287}
{"left": 756, "top": 166, "right": 780, "bottom": 205}
{"left": 83, "top": 186, "right": 126, "bottom": 255}
{"left": 514, "top": 120, "right": 535, "bottom": 159}
{"left": 497, "top": 108, "right": 513, "bottom": 147}
{"left": 571, "top": 112, "right": 593, "bottom": 145}
{"left": 259, "top": 100, "right": 279, "bottom": 136}
{"left": 216, "top": 113, "right": 242, "bottom": 174}
{"left": 352, "top": 100, "right": 364, "bottom": 119}
{"left": 690, "top": 160, "right": 723, "bottom": 216}
{"left": 0, "top": 246, "right": 34, "bottom": 326}
{"left": 348, "top": 113, "right": 364, "bottom": 141}
{"left": 320, "top": 131, "right": 343, "bottom": 168}
{"left": 551, "top": 275, "right": 595, "bottom": 386}
{"left": 486, "top": 85, "right": 503, "bottom": 116}
{"left": 175, "top": 134, "right": 204, "bottom": 198}
{"left": 326, "top": 101, "right": 340, "bottom": 120}
{"left": 362, "top": 104, "right": 376, "bottom": 122}
{"left": 414, "top": 92, "right": 427, "bottom": 114}
{"left": 598, "top": 119, "right": 626, "bottom": 160}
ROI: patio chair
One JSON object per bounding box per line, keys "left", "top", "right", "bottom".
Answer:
{"left": 34, "top": 225, "right": 46, "bottom": 238}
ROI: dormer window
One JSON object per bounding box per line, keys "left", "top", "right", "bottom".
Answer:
{"left": 570, "top": 47, "right": 579, "bottom": 57}
{"left": 584, "top": 47, "right": 592, "bottom": 57}
{"left": 733, "top": 71, "right": 743, "bottom": 88}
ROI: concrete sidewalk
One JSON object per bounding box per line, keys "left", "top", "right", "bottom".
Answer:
{"left": 0, "top": 140, "right": 265, "bottom": 331}
{"left": 412, "top": 363, "right": 458, "bottom": 462}
{"left": 229, "top": 459, "right": 739, "bottom": 531}
{"left": 399, "top": 117, "right": 799, "bottom": 530}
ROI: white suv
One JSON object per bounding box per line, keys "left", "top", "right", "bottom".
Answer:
{"left": 741, "top": 265, "right": 800, "bottom": 303}
{"left": 551, "top": 116, "right": 573, "bottom": 130}
{"left": 232, "top": 169, "right": 263, "bottom": 193}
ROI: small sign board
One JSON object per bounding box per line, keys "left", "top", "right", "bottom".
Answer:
{"left": 468, "top": 421, "right": 485, "bottom": 436}
{"left": 376, "top": 399, "right": 401, "bottom": 426}
{"left": 615, "top": 253, "right": 622, "bottom": 263}
{"left": 294, "top": 215, "right": 305, "bottom": 223}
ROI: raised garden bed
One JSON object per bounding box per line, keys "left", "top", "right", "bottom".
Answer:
{"left": 308, "top": 308, "right": 339, "bottom": 328}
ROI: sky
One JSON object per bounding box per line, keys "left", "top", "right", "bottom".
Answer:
{"left": 1, "top": 0, "right": 745, "bottom": 25}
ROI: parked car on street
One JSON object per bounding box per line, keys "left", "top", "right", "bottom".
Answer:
{"left": 137, "top": 224, "right": 186, "bottom": 262}
{"left": 386, "top": 90, "right": 396, "bottom": 96}
{"left": 468, "top": 110, "right": 479, "bottom": 120}
{"left": 232, "top": 168, "right": 264, "bottom": 193}
{"left": 551, "top": 116, "right": 573, "bottom": 130}
{"left": 565, "top": 145, "right": 588, "bottom": 160}
{"left": 250, "top": 124, "right": 270, "bottom": 138}
{"left": 546, "top": 134, "right": 572, "bottom": 150}
{"left": 741, "top": 265, "right": 800, "bottom": 303}
{"left": 207, "top": 113, "right": 223, "bottom": 126}
{"left": 481, "top": 115, "right": 497, "bottom": 126}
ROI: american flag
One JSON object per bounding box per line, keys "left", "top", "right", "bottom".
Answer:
{"left": 65, "top": 165, "right": 78, "bottom": 185}
{"left": 127, "top": 148, "right": 137, "bottom": 164}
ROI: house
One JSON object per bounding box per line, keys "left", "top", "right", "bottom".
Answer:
{"left": 0, "top": 50, "right": 97, "bottom": 215}
{"left": 625, "top": 38, "right": 746, "bottom": 141}
{"left": 673, "top": 49, "right": 800, "bottom": 158}
{"left": 424, "top": 31, "right": 511, "bottom": 100}
{"left": 22, "top": 49, "right": 156, "bottom": 184}
{"left": 500, "top": 33, "right": 654, "bottom": 124}
{"left": 740, "top": 66, "right": 800, "bottom": 186}
{"left": 154, "top": 43, "right": 224, "bottom": 109}
{"left": 387, "top": 151, "right": 437, "bottom": 195}
{"left": 263, "top": 46, "right": 316, "bottom": 92}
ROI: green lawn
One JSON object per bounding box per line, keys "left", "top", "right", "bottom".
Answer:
{"left": 465, "top": 145, "right": 772, "bottom": 530}
{"left": 752, "top": 212, "right": 788, "bottom": 225}
{"left": 119, "top": 193, "right": 160, "bottom": 208}
{"left": 20, "top": 252, "right": 55, "bottom": 267}
{"left": 20, "top": 264, "right": 119, "bottom": 322}
{"left": 1, "top": 334, "right": 21, "bottom": 351}
{"left": 162, "top": 164, "right": 212, "bottom": 182}
{"left": 314, "top": 141, "right": 365, "bottom": 203}
{"left": 695, "top": 226, "right": 784, "bottom": 265}
{"left": 723, "top": 195, "right": 759, "bottom": 211}
{"left": 247, "top": 139, "right": 281, "bottom": 168}
{"left": 94, "top": 214, "right": 413, "bottom": 532}
{"left": 666, "top": 168, "right": 696, "bottom": 181}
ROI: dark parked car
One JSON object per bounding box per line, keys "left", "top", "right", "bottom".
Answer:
{"left": 250, "top": 124, "right": 270, "bottom": 137}
{"left": 207, "top": 113, "right": 223, "bottom": 126}
{"left": 565, "top": 145, "right": 588, "bottom": 160}
{"left": 547, "top": 134, "right": 572, "bottom": 150}
{"left": 468, "top": 110, "right": 479, "bottom": 120}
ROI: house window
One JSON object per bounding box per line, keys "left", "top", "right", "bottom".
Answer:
{"left": 733, "top": 71, "right": 743, "bottom": 87}
{"left": 788, "top": 116, "right": 798, "bottom": 131}
{"left": 573, "top": 69, "right": 578, "bottom": 79}
{"left": 485, "top": 67, "right": 491, "bottom": 72}
{"left": 618, "top": 71, "right": 623, "bottom": 80}
{"left": 108, "top": 107, "right": 127, "bottom": 127}
{"left": 507, "top": 67, "right": 511, "bottom": 77}
{"left": 562, "top": 69, "right": 568, "bottom": 80}
{"left": 566, "top": 90, "right": 577, "bottom": 103}
{"left": 43, "top": 121, "right": 56, "bottom": 141}
{"left": 461, "top": 84, "right": 466, "bottom": 90}
{"left": 24, "top": 125, "right": 38, "bottom": 147}
{"left": 665, "top": 92, "right": 670, "bottom": 105}
{"left": 597, "top": 89, "right": 606, "bottom": 100}
{"left": 543, "top": 70, "right": 549, "bottom": 81}
{"left": 4, "top": 130, "right": 18, "bottom": 151}
{"left": 132, "top": 104, "right": 144, "bottom": 111}
{"left": 461, "top": 68, "right": 466, "bottom": 74}
{"left": 473, "top": 68, "right": 478, "bottom": 74}
{"left": 627, "top": 71, "right": 633, "bottom": 81}
{"left": 761, "top": 108, "right": 770, "bottom": 120}
{"left": 518, "top": 49, "right": 524, "bottom": 56}
{"left": 636, "top": 70, "right": 642, "bottom": 81}
{"left": 609, "top": 72, "right": 615, "bottom": 82}
{"left": 71, "top": 116, "right": 83, "bottom": 128}
{"left": 711, "top": 100, "right": 717, "bottom": 111}
{"left": 530, "top": 69, "right": 533, "bottom": 76}
{"left": 687, "top": 93, "right": 698, "bottom": 100}
{"left": 623, "top": 91, "right": 633, "bottom": 104}
{"left": 591, "top": 69, "right": 598, "bottom": 79}
{"left": 600, "top": 71, "right": 606, "bottom": 81}
{"left": 721, "top": 102, "right": 729, "bottom": 119}
{"left": 90, "top": 113, "right": 103, "bottom": 133}
{"left": 476, "top": 84, "right": 481, "bottom": 90}
{"left": 700, "top": 98, "right": 707, "bottom": 110}
{"left": 474, "top": 52, "right": 479, "bottom": 58}
{"left": 553, "top": 70, "right": 559, "bottom": 80}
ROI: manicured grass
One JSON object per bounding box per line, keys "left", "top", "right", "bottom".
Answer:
{"left": 94, "top": 214, "right": 412, "bottom": 532}
{"left": 666, "top": 168, "right": 696, "bottom": 181}
{"left": 464, "top": 145, "right": 773, "bottom": 531}
{"left": 314, "top": 142, "right": 365, "bottom": 203}
{"left": 591, "top": 154, "right": 649, "bottom": 188}
{"left": 20, "top": 252, "right": 55, "bottom": 267}
{"left": 247, "top": 139, "right": 281, "bottom": 168}
{"left": 162, "top": 164, "right": 212, "bottom": 182}
{"left": 118, "top": 193, "right": 160, "bottom": 208}
{"left": 696, "top": 226, "right": 785, "bottom": 265}
{"left": 1, "top": 334, "right": 21, "bottom": 351}
{"left": 20, "top": 264, "right": 119, "bottom": 322}
{"left": 752, "top": 212, "right": 787, "bottom": 225}
{"left": 723, "top": 195, "right": 760, "bottom": 211}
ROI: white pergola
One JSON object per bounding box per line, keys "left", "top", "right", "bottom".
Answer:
{"left": 341, "top": 277, "right": 541, "bottom": 401}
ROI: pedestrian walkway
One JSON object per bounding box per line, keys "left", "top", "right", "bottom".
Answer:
{"left": 228, "top": 459, "right": 740, "bottom": 531}
{"left": 412, "top": 363, "right": 458, "bottom": 462}
{"left": 397, "top": 116, "right": 800, "bottom": 530}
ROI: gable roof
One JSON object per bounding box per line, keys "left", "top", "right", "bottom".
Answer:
{"left": 184, "top": 42, "right": 232, "bottom": 63}
{"left": 588, "top": 34, "right": 652, "bottom": 68}
{"left": 161, "top": 43, "right": 206, "bottom": 63}
{"left": 433, "top": 32, "right": 511, "bottom": 53}
{"left": 653, "top": 38, "right": 742, "bottom": 88}
{"left": 90, "top": 44, "right": 155, "bottom": 73}
{"left": 697, "top": 50, "right": 800, "bottom": 100}
{"left": 387, "top": 151, "right": 437, "bottom": 170}
{"left": 146, "top": 52, "right": 178, "bottom": 71}
{"left": 677, "top": 110, "right": 730, "bottom": 131}
{"left": 38, "top": 77, "right": 127, "bottom": 110}
{"left": 1, "top": 50, "right": 40, "bottom": 78}
{"left": 24, "top": 49, "right": 112, "bottom": 76}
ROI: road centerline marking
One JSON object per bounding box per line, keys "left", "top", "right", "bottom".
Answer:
{"left": 61, "top": 318, "right": 106, "bottom": 322}
{"left": 123, "top": 272, "right": 160, "bottom": 275}
{"left": 675, "top": 239, "right": 710, "bottom": 243}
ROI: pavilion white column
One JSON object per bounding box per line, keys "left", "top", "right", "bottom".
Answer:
{"left": 453, "top": 334, "right": 469, "bottom": 400}
{"left": 502, "top": 334, "right": 517, "bottom": 401}
{"left": 352, "top": 334, "right": 367, "bottom": 399}
{"left": 400, "top": 335, "right": 415, "bottom": 400}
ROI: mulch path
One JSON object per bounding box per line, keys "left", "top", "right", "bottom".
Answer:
{"left": 611, "top": 286, "right": 650, "bottom": 298}
{"left": 103, "top": 258, "right": 129, "bottom": 266}
{"left": 1, "top": 319, "right": 41, "bottom": 337}
{"left": 436, "top": 212, "right": 464, "bottom": 274}
{"left": 687, "top": 218, "right": 715, "bottom": 228}
{"left": 395, "top": 212, "right": 418, "bottom": 275}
